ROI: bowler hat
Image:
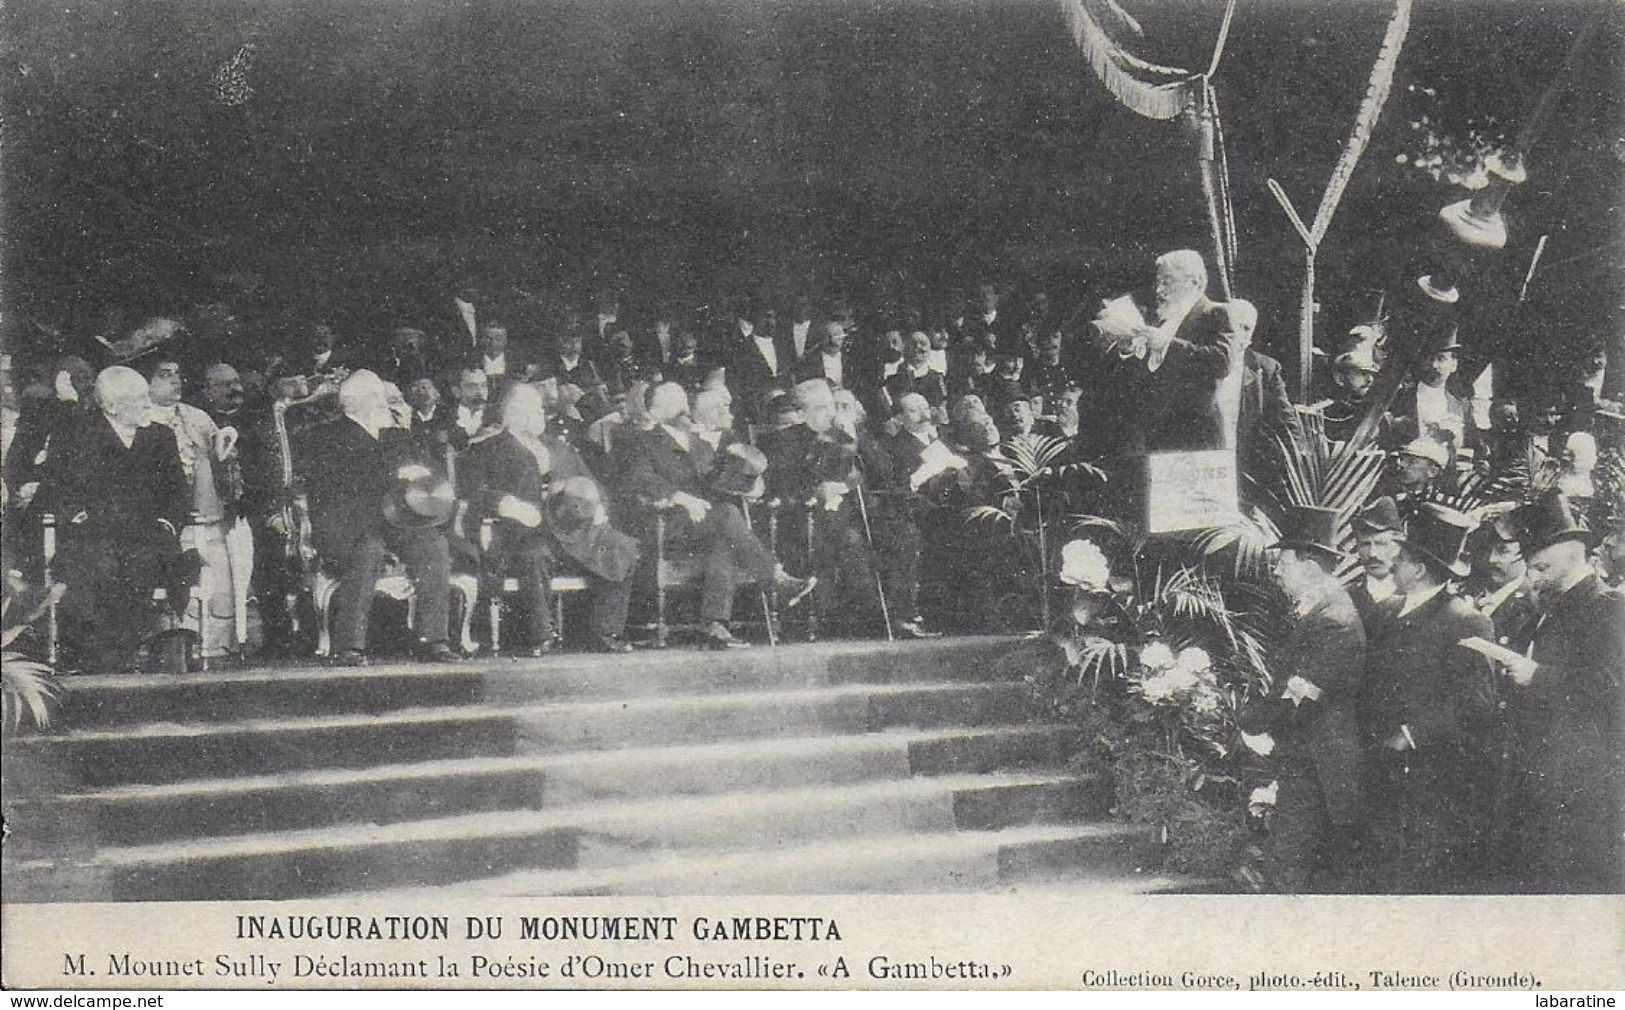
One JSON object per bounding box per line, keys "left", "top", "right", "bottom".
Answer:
{"left": 1397, "top": 503, "right": 1475, "bottom": 578}
{"left": 1353, "top": 496, "right": 1405, "bottom": 536}
{"left": 1269, "top": 505, "right": 1345, "bottom": 562}
{"left": 1510, "top": 492, "right": 1594, "bottom": 554}
{"left": 383, "top": 472, "right": 456, "bottom": 529}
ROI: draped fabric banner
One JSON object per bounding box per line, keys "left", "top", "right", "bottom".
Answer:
{"left": 1056, "top": 0, "right": 1239, "bottom": 295}
{"left": 1056, "top": 0, "right": 1194, "bottom": 121}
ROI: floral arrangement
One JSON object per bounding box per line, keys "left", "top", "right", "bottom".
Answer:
{"left": 1018, "top": 523, "right": 1280, "bottom": 878}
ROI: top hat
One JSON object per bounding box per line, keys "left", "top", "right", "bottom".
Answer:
{"left": 1269, "top": 505, "right": 1345, "bottom": 562}
{"left": 383, "top": 472, "right": 456, "bottom": 529}
{"left": 1424, "top": 325, "right": 1463, "bottom": 354}
{"left": 1397, "top": 503, "right": 1475, "bottom": 578}
{"left": 1353, "top": 496, "right": 1405, "bottom": 536}
{"left": 709, "top": 442, "right": 769, "bottom": 498}
{"left": 547, "top": 475, "right": 604, "bottom": 536}
{"left": 1510, "top": 492, "right": 1594, "bottom": 554}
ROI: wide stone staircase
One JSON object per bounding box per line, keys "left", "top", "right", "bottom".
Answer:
{"left": 2, "top": 637, "right": 1182, "bottom": 900}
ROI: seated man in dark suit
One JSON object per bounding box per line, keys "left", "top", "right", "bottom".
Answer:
{"left": 460, "top": 384, "right": 641, "bottom": 654}
{"left": 303, "top": 369, "right": 459, "bottom": 665}
{"left": 760, "top": 380, "right": 932, "bottom": 638}
{"left": 623, "top": 382, "right": 814, "bottom": 648}
{"left": 47, "top": 366, "right": 190, "bottom": 673}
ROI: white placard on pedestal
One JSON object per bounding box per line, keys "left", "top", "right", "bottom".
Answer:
{"left": 1145, "top": 449, "right": 1239, "bottom": 534}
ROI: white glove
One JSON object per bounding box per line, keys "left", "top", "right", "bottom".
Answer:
{"left": 496, "top": 495, "right": 542, "bottom": 529}
{"left": 817, "top": 481, "right": 849, "bottom": 511}
{"left": 1241, "top": 731, "right": 1275, "bottom": 757}
{"left": 397, "top": 464, "right": 432, "bottom": 481}
{"left": 16, "top": 482, "right": 39, "bottom": 508}
{"left": 671, "top": 491, "right": 711, "bottom": 523}
{"left": 1282, "top": 676, "right": 1324, "bottom": 706}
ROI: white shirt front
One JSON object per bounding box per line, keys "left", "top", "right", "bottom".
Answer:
{"left": 1415, "top": 383, "right": 1460, "bottom": 442}
{"left": 456, "top": 403, "right": 484, "bottom": 437}
{"left": 1365, "top": 575, "right": 1397, "bottom": 603}
{"left": 1398, "top": 583, "right": 1446, "bottom": 618}
{"left": 482, "top": 353, "right": 506, "bottom": 379}
{"left": 753, "top": 334, "right": 779, "bottom": 377}
{"left": 792, "top": 321, "right": 811, "bottom": 360}
{"left": 821, "top": 352, "right": 843, "bottom": 388}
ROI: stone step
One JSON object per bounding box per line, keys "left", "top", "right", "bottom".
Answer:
{"left": 8, "top": 681, "right": 1032, "bottom": 789}
{"left": 346, "top": 822, "right": 1165, "bottom": 897}
{"left": 49, "top": 637, "right": 1021, "bottom": 731}
{"left": 12, "top": 724, "right": 1082, "bottom": 850}
{"left": 6, "top": 771, "right": 1112, "bottom": 902}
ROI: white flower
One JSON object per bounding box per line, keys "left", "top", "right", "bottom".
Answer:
{"left": 1175, "top": 647, "right": 1212, "bottom": 674}
{"left": 1058, "top": 539, "right": 1111, "bottom": 590}
{"left": 1241, "top": 731, "right": 1276, "bottom": 757}
{"left": 1190, "top": 683, "right": 1222, "bottom": 715}
{"left": 1249, "top": 780, "right": 1279, "bottom": 817}
{"left": 1139, "top": 641, "right": 1175, "bottom": 670}
{"left": 1137, "top": 674, "right": 1179, "bottom": 704}
{"left": 1160, "top": 666, "right": 1199, "bottom": 693}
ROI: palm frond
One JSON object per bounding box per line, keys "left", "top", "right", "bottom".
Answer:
{"left": 1076, "top": 637, "right": 1129, "bottom": 688}
{"left": 965, "top": 504, "right": 1016, "bottom": 528}
{"left": 2, "top": 654, "right": 60, "bottom": 732}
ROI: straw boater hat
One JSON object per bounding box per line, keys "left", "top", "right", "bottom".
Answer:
{"left": 1397, "top": 503, "right": 1475, "bottom": 579}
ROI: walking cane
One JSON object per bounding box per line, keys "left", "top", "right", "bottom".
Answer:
{"left": 740, "top": 498, "right": 778, "bottom": 647}
{"left": 851, "top": 480, "right": 895, "bottom": 642}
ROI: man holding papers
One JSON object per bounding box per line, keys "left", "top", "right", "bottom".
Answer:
{"left": 1478, "top": 493, "right": 1624, "bottom": 893}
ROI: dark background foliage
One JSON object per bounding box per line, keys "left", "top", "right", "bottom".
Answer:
{"left": 3, "top": 0, "right": 1621, "bottom": 392}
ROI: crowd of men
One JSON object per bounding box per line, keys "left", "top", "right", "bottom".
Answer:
{"left": 1250, "top": 490, "right": 1621, "bottom": 896}
{"left": 2, "top": 249, "right": 1277, "bottom": 668}
{"left": 1, "top": 244, "right": 1619, "bottom": 893}
{"left": 2, "top": 248, "right": 1619, "bottom": 673}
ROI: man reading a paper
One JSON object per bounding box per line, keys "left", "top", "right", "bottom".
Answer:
{"left": 1473, "top": 493, "right": 1624, "bottom": 893}
{"left": 1092, "top": 249, "right": 1238, "bottom": 454}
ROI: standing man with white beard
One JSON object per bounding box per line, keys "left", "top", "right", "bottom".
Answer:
{"left": 1105, "top": 249, "right": 1239, "bottom": 454}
